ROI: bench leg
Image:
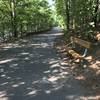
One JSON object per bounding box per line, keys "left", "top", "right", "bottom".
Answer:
{"left": 80, "top": 59, "right": 89, "bottom": 67}
{"left": 82, "top": 49, "right": 88, "bottom": 57}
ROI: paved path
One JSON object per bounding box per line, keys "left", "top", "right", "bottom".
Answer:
{"left": 0, "top": 28, "right": 94, "bottom": 100}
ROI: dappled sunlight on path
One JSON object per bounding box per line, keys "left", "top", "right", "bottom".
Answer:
{"left": 0, "top": 28, "right": 99, "bottom": 100}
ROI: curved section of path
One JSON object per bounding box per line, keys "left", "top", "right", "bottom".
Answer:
{"left": 0, "top": 28, "right": 94, "bottom": 100}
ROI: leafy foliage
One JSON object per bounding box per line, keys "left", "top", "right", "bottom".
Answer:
{"left": 55, "top": 0, "right": 100, "bottom": 39}
{"left": 0, "top": 0, "right": 53, "bottom": 41}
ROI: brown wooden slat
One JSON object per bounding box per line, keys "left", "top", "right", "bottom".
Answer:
{"left": 72, "top": 37, "right": 91, "bottom": 49}
{"left": 68, "top": 50, "right": 82, "bottom": 59}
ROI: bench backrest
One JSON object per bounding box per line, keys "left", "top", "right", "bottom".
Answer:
{"left": 71, "top": 37, "right": 92, "bottom": 49}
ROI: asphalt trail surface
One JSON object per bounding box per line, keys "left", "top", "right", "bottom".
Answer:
{"left": 0, "top": 28, "right": 93, "bottom": 100}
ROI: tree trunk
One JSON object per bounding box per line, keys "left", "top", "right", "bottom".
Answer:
{"left": 2, "top": 23, "right": 5, "bottom": 41}
{"left": 65, "top": 0, "right": 70, "bottom": 31}
{"left": 93, "top": 0, "right": 99, "bottom": 27}
{"left": 10, "top": 0, "right": 17, "bottom": 38}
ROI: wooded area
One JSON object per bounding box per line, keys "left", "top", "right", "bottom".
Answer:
{"left": 55, "top": 0, "right": 100, "bottom": 95}
{"left": 0, "top": 0, "right": 100, "bottom": 42}
{"left": 0, "top": 0, "right": 53, "bottom": 42}
{"left": 55, "top": 0, "right": 100, "bottom": 41}
{"left": 0, "top": 0, "right": 100, "bottom": 99}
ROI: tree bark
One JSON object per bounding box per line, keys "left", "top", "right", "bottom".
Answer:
{"left": 10, "top": 0, "right": 17, "bottom": 38}
{"left": 65, "top": 0, "right": 70, "bottom": 31}
{"left": 93, "top": 0, "right": 99, "bottom": 27}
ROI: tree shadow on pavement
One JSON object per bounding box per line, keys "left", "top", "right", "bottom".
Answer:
{"left": 0, "top": 29, "right": 100, "bottom": 100}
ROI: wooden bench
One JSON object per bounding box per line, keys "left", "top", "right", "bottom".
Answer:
{"left": 68, "top": 37, "right": 92, "bottom": 60}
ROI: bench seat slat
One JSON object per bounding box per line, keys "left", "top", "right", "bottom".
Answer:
{"left": 67, "top": 37, "right": 92, "bottom": 60}
{"left": 72, "top": 37, "right": 91, "bottom": 49}
{"left": 68, "top": 50, "right": 82, "bottom": 59}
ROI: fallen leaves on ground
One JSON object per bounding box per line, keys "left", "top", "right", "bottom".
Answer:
{"left": 54, "top": 35, "right": 100, "bottom": 94}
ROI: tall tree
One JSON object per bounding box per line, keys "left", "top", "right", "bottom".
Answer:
{"left": 0, "top": 0, "right": 53, "bottom": 41}
{"left": 93, "top": 0, "right": 100, "bottom": 27}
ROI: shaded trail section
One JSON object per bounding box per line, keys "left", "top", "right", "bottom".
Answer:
{"left": 0, "top": 28, "right": 95, "bottom": 100}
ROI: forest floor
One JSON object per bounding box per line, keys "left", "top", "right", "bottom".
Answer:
{"left": 0, "top": 27, "right": 100, "bottom": 100}
{"left": 55, "top": 31, "right": 100, "bottom": 99}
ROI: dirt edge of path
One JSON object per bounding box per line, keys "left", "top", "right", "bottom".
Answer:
{"left": 54, "top": 35, "right": 100, "bottom": 95}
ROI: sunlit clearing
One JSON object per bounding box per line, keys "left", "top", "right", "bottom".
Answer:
{"left": 96, "top": 60, "right": 100, "bottom": 64}
{"left": 2, "top": 45, "right": 12, "bottom": 49}
{"left": 75, "top": 75, "right": 86, "bottom": 80}
{"left": 32, "top": 81, "right": 39, "bottom": 84}
{"left": 82, "top": 96, "right": 100, "bottom": 100}
{"left": 52, "top": 69, "right": 59, "bottom": 73}
{"left": 38, "top": 33, "right": 63, "bottom": 37}
{"left": 59, "top": 72, "right": 69, "bottom": 76}
{"left": 25, "top": 57, "right": 29, "bottom": 60}
{"left": 19, "top": 82, "right": 25, "bottom": 85}
{"left": 31, "top": 43, "right": 50, "bottom": 47}
{"left": 43, "top": 70, "right": 51, "bottom": 74}
{"left": 66, "top": 95, "right": 77, "bottom": 99}
{"left": 45, "top": 90, "right": 51, "bottom": 94}
{"left": 53, "top": 84, "right": 64, "bottom": 91}
{"left": 0, "top": 91, "right": 8, "bottom": 100}
{"left": 12, "top": 82, "right": 25, "bottom": 88}
{"left": 48, "top": 76, "right": 60, "bottom": 83}
{"left": 66, "top": 95, "right": 100, "bottom": 100}
{"left": 27, "top": 90, "right": 37, "bottom": 96}
{"left": 61, "top": 66, "right": 68, "bottom": 70}
{"left": 60, "top": 62, "right": 69, "bottom": 66}
{"left": 1, "top": 82, "right": 8, "bottom": 86}
{"left": 49, "top": 60, "right": 58, "bottom": 64}
{"left": 50, "top": 63, "right": 60, "bottom": 68}
{"left": 1, "top": 74, "right": 6, "bottom": 77}
{"left": 12, "top": 84, "right": 19, "bottom": 88}
{"left": 0, "top": 59, "right": 13, "bottom": 64}
{"left": 2, "top": 43, "right": 21, "bottom": 49}
{"left": 10, "top": 64, "right": 18, "bottom": 68}
{"left": 20, "top": 52, "right": 29, "bottom": 55}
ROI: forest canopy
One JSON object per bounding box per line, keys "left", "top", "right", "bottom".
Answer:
{"left": 55, "top": 0, "right": 100, "bottom": 40}
{"left": 0, "top": 0, "right": 53, "bottom": 41}
{"left": 0, "top": 0, "right": 100, "bottom": 42}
